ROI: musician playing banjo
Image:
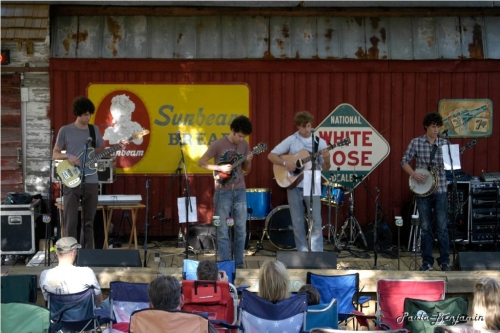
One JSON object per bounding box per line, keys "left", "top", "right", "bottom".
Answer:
{"left": 401, "top": 112, "right": 451, "bottom": 271}
{"left": 53, "top": 96, "right": 128, "bottom": 249}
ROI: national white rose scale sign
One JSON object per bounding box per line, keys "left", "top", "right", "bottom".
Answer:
{"left": 317, "top": 103, "right": 390, "bottom": 189}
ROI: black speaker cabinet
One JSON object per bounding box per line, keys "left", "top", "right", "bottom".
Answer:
{"left": 277, "top": 251, "right": 337, "bottom": 269}
{"left": 455, "top": 252, "right": 500, "bottom": 270}
{"left": 76, "top": 249, "right": 142, "bottom": 267}
{"left": 1, "top": 199, "right": 41, "bottom": 255}
{"left": 188, "top": 224, "right": 216, "bottom": 251}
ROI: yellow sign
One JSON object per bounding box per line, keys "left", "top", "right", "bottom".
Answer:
{"left": 88, "top": 83, "right": 250, "bottom": 174}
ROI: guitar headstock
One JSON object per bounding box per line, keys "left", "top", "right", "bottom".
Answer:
{"left": 130, "top": 129, "right": 150, "bottom": 141}
{"left": 252, "top": 142, "right": 268, "bottom": 155}
{"left": 333, "top": 137, "right": 351, "bottom": 148}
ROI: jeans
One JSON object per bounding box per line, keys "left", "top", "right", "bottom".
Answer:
{"left": 287, "top": 187, "right": 324, "bottom": 252}
{"left": 416, "top": 192, "right": 450, "bottom": 266}
{"left": 213, "top": 189, "right": 247, "bottom": 267}
{"left": 63, "top": 183, "right": 99, "bottom": 249}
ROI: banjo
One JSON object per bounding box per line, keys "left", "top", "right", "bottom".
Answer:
{"left": 409, "top": 164, "right": 443, "bottom": 197}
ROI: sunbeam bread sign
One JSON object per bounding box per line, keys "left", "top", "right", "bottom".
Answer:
{"left": 317, "top": 103, "right": 390, "bottom": 189}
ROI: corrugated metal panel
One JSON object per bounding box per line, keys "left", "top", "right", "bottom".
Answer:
{"left": 436, "top": 17, "right": 461, "bottom": 59}
{"left": 388, "top": 17, "right": 413, "bottom": 60}
{"left": 49, "top": 59, "right": 500, "bottom": 237}
{"left": 484, "top": 16, "right": 500, "bottom": 59}
{"left": 412, "top": 17, "right": 437, "bottom": 60}
{"left": 52, "top": 15, "right": 500, "bottom": 60}
{"left": 317, "top": 17, "right": 341, "bottom": 59}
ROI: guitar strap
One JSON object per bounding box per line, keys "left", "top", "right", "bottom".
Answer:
{"left": 88, "top": 125, "right": 96, "bottom": 149}
{"left": 428, "top": 144, "right": 438, "bottom": 171}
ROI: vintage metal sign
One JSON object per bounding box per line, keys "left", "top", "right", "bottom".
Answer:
{"left": 88, "top": 83, "right": 250, "bottom": 174}
{"left": 316, "top": 103, "right": 390, "bottom": 189}
{"left": 438, "top": 99, "right": 493, "bottom": 138}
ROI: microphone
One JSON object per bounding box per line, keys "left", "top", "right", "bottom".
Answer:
{"left": 177, "top": 131, "right": 181, "bottom": 141}
{"left": 85, "top": 137, "right": 93, "bottom": 144}
{"left": 439, "top": 129, "right": 449, "bottom": 137}
{"left": 153, "top": 214, "right": 166, "bottom": 221}
{"left": 375, "top": 186, "right": 380, "bottom": 195}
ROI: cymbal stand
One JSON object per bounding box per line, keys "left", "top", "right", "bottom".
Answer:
{"left": 323, "top": 174, "right": 341, "bottom": 251}
{"left": 338, "top": 181, "right": 367, "bottom": 250}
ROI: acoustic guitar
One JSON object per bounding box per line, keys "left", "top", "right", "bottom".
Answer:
{"left": 56, "top": 129, "right": 149, "bottom": 188}
{"left": 273, "top": 137, "right": 351, "bottom": 188}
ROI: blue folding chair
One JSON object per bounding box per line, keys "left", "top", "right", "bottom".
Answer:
{"left": 305, "top": 298, "right": 339, "bottom": 331}
{"left": 108, "top": 281, "right": 150, "bottom": 332}
{"left": 48, "top": 287, "right": 110, "bottom": 333}
{"left": 306, "top": 272, "right": 370, "bottom": 324}
{"left": 238, "top": 290, "right": 307, "bottom": 333}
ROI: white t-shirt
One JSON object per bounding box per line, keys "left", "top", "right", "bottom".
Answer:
{"left": 40, "top": 264, "right": 101, "bottom": 300}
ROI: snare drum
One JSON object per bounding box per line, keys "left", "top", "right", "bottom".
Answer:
{"left": 246, "top": 188, "right": 271, "bottom": 219}
{"left": 320, "top": 183, "right": 345, "bottom": 206}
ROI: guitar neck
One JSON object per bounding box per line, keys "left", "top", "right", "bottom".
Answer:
{"left": 301, "top": 144, "right": 336, "bottom": 164}
{"left": 84, "top": 136, "right": 131, "bottom": 167}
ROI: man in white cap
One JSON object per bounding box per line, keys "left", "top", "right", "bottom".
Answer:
{"left": 40, "top": 236, "right": 103, "bottom": 306}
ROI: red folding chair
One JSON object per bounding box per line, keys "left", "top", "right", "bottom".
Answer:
{"left": 181, "top": 280, "right": 238, "bottom": 332}
{"left": 376, "top": 279, "right": 445, "bottom": 330}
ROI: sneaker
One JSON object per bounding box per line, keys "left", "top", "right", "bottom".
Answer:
{"left": 440, "top": 264, "right": 451, "bottom": 271}
{"left": 419, "top": 263, "right": 434, "bottom": 271}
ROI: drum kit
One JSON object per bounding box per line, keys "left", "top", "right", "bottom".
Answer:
{"left": 246, "top": 174, "right": 368, "bottom": 252}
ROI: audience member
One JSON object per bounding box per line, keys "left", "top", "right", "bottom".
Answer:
{"left": 39, "top": 237, "right": 103, "bottom": 306}
{"left": 298, "top": 284, "right": 321, "bottom": 306}
{"left": 472, "top": 277, "right": 500, "bottom": 330}
{"left": 148, "top": 275, "right": 218, "bottom": 333}
{"left": 258, "top": 260, "right": 290, "bottom": 303}
{"left": 196, "top": 260, "right": 228, "bottom": 282}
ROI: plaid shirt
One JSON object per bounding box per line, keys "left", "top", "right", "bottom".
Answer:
{"left": 401, "top": 135, "right": 448, "bottom": 194}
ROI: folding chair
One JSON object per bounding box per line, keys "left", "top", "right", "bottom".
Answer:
{"left": 129, "top": 308, "right": 212, "bottom": 333}
{"left": 238, "top": 290, "right": 307, "bottom": 333}
{"left": 1, "top": 274, "right": 38, "bottom": 303}
{"left": 376, "top": 279, "right": 446, "bottom": 330}
{"left": 1, "top": 302, "right": 50, "bottom": 333}
{"left": 306, "top": 272, "right": 371, "bottom": 324}
{"left": 48, "top": 287, "right": 110, "bottom": 333}
{"left": 434, "top": 326, "right": 498, "bottom": 333}
{"left": 108, "top": 281, "right": 150, "bottom": 332}
{"left": 305, "top": 298, "right": 339, "bottom": 331}
{"left": 182, "top": 280, "right": 238, "bottom": 327}
{"left": 403, "top": 296, "right": 468, "bottom": 333}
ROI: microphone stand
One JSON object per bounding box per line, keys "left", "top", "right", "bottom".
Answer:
{"left": 443, "top": 131, "right": 458, "bottom": 263}
{"left": 80, "top": 139, "right": 90, "bottom": 248}
{"left": 178, "top": 138, "right": 193, "bottom": 260}
{"left": 45, "top": 127, "right": 55, "bottom": 266}
{"left": 143, "top": 179, "right": 150, "bottom": 267}
{"left": 308, "top": 128, "right": 317, "bottom": 252}
{"left": 153, "top": 160, "right": 182, "bottom": 223}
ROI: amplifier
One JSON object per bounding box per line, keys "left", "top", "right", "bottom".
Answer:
{"left": 471, "top": 182, "right": 499, "bottom": 196}
{"left": 1, "top": 199, "right": 41, "bottom": 255}
{"left": 470, "top": 222, "right": 500, "bottom": 243}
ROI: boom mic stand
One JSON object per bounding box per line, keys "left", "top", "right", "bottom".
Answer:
{"left": 307, "top": 129, "right": 317, "bottom": 252}
{"left": 45, "top": 127, "right": 55, "bottom": 266}
{"left": 443, "top": 131, "right": 458, "bottom": 263}
{"left": 178, "top": 136, "right": 193, "bottom": 260}
{"left": 153, "top": 160, "right": 182, "bottom": 223}
{"left": 80, "top": 138, "right": 91, "bottom": 249}
{"left": 143, "top": 179, "right": 150, "bottom": 267}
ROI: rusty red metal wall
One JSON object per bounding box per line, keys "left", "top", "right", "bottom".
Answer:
{"left": 49, "top": 59, "right": 500, "bottom": 240}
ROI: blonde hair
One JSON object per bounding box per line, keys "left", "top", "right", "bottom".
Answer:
{"left": 258, "top": 260, "right": 290, "bottom": 303}
{"left": 472, "top": 277, "right": 500, "bottom": 330}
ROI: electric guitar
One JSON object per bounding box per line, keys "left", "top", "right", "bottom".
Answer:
{"left": 56, "top": 129, "right": 150, "bottom": 188}
{"left": 273, "top": 137, "right": 351, "bottom": 188}
{"left": 213, "top": 142, "right": 267, "bottom": 186}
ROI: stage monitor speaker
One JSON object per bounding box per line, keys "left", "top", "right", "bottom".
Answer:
{"left": 188, "top": 224, "right": 216, "bottom": 251}
{"left": 76, "top": 249, "right": 141, "bottom": 267}
{"left": 455, "top": 252, "right": 500, "bottom": 270}
{"left": 277, "top": 251, "right": 337, "bottom": 269}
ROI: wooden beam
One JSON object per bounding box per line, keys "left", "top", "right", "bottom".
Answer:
{"left": 49, "top": 5, "right": 500, "bottom": 17}
{"left": 1, "top": 66, "right": 49, "bottom": 73}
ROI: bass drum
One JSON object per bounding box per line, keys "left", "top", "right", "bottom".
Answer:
{"left": 264, "top": 206, "right": 308, "bottom": 250}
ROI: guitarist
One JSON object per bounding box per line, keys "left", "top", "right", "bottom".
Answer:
{"left": 198, "top": 115, "right": 253, "bottom": 268}
{"left": 401, "top": 112, "right": 450, "bottom": 272}
{"left": 268, "top": 111, "right": 331, "bottom": 252}
{"left": 53, "top": 96, "right": 127, "bottom": 249}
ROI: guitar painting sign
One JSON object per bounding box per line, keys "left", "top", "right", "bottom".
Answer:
{"left": 316, "top": 103, "right": 390, "bottom": 190}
